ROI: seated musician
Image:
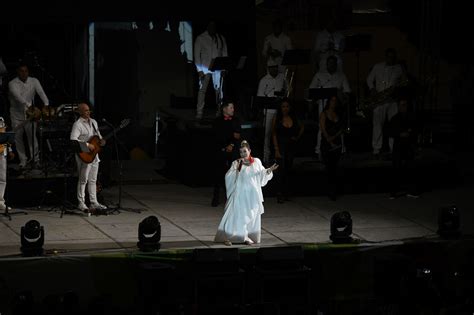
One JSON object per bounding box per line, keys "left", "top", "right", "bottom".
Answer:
{"left": 8, "top": 62, "right": 49, "bottom": 169}
{"left": 70, "top": 103, "right": 107, "bottom": 212}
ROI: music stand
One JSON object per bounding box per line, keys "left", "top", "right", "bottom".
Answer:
{"left": 344, "top": 34, "right": 372, "bottom": 106}
{"left": 208, "top": 56, "right": 235, "bottom": 110}
{"left": 1, "top": 132, "right": 28, "bottom": 220}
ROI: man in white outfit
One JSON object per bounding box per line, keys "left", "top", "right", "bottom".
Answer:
{"left": 0, "top": 117, "right": 14, "bottom": 212}
{"left": 8, "top": 63, "right": 49, "bottom": 168}
{"left": 367, "top": 48, "right": 405, "bottom": 155}
{"left": 309, "top": 56, "right": 350, "bottom": 157}
{"left": 313, "top": 19, "right": 345, "bottom": 72}
{"left": 194, "top": 21, "right": 228, "bottom": 120}
{"left": 70, "top": 103, "right": 107, "bottom": 212}
{"left": 257, "top": 60, "right": 288, "bottom": 163}
{"left": 262, "top": 19, "right": 293, "bottom": 74}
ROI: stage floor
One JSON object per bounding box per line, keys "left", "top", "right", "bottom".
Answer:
{"left": 2, "top": 179, "right": 473, "bottom": 257}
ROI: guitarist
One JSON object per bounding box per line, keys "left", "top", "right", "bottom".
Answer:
{"left": 8, "top": 62, "right": 49, "bottom": 169}
{"left": 70, "top": 103, "right": 107, "bottom": 212}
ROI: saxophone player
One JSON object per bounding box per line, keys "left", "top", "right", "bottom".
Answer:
{"left": 367, "top": 48, "right": 406, "bottom": 157}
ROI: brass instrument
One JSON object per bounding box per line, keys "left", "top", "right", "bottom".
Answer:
{"left": 285, "top": 68, "right": 295, "bottom": 97}
{"left": 359, "top": 78, "right": 409, "bottom": 112}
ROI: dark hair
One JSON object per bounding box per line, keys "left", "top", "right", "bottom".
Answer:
{"left": 324, "top": 94, "right": 340, "bottom": 111}
{"left": 276, "top": 98, "right": 298, "bottom": 124}
{"left": 17, "top": 61, "right": 29, "bottom": 69}
{"left": 385, "top": 48, "right": 397, "bottom": 56}
{"left": 272, "top": 18, "right": 283, "bottom": 28}
{"left": 327, "top": 55, "right": 338, "bottom": 64}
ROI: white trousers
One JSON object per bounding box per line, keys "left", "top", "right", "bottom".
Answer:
{"left": 263, "top": 109, "right": 277, "bottom": 163}
{"left": 75, "top": 155, "right": 99, "bottom": 205}
{"left": 196, "top": 71, "right": 223, "bottom": 118}
{"left": 11, "top": 118, "right": 39, "bottom": 165}
{"left": 0, "top": 155, "right": 6, "bottom": 209}
{"left": 372, "top": 101, "right": 398, "bottom": 153}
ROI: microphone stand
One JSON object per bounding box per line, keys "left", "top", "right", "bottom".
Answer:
{"left": 102, "top": 119, "right": 141, "bottom": 214}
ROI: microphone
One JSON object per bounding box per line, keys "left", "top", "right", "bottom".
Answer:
{"left": 102, "top": 118, "right": 114, "bottom": 127}
{"left": 238, "top": 159, "right": 243, "bottom": 172}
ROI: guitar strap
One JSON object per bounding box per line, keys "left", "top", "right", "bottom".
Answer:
{"left": 91, "top": 120, "right": 100, "bottom": 137}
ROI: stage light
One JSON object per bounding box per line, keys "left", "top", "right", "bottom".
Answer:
{"left": 137, "top": 216, "right": 161, "bottom": 252}
{"left": 437, "top": 205, "right": 460, "bottom": 238}
{"left": 20, "top": 220, "right": 44, "bottom": 256}
{"left": 330, "top": 211, "right": 353, "bottom": 243}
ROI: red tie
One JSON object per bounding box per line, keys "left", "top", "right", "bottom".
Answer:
{"left": 223, "top": 115, "right": 232, "bottom": 121}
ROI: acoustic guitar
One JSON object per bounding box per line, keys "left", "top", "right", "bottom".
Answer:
{"left": 78, "top": 118, "right": 130, "bottom": 163}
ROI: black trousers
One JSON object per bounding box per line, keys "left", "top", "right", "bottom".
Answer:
{"left": 322, "top": 148, "right": 342, "bottom": 197}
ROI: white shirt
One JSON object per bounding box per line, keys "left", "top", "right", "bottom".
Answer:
{"left": 8, "top": 77, "right": 49, "bottom": 118}
{"left": 262, "top": 32, "right": 293, "bottom": 66}
{"left": 367, "top": 62, "right": 404, "bottom": 92}
{"left": 309, "top": 70, "right": 351, "bottom": 93}
{"left": 194, "top": 31, "right": 228, "bottom": 74}
{"left": 70, "top": 117, "right": 102, "bottom": 161}
{"left": 313, "top": 29, "right": 345, "bottom": 54}
{"left": 257, "top": 73, "right": 288, "bottom": 97}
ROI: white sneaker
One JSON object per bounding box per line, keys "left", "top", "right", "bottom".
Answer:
{"left": 78, "top": 203, "right": 89, "bottom": 211}
{"left": 90, "top": 202, "right": 107, "bottom": 210}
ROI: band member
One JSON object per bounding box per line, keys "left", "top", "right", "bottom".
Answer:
{"left": 309, "top": 55, "right": 350, "bottom": 158}
{"left": 389, "top": 97, "right": 420, "bottom": 199}
{"left": 70, "top": 103, "right": 107, "bottom": 212}
{"left": 257, "top": 59, "right": 289, "bottom": 163}
{"left": 194, "top": 21, "right": 228, "bottom": 120}
{"left": 8, "top": 63, "right": 49, "bottom": 169}
{"left": 211, "top": 101, "right": 241, "bottom": 207}
{"left": 262, "top": 18, "right": 293, "bottom": 73}
{"left": 313, "top": 18, "right": 345, "bottom": 72}
{"left": 214, "top": 140, "right": 278, "bottom": 245}
{"left": 367, "top": 48, "right": 405, "bottom": 156}
{"left": 320, "top": 95, "right": 345, "bottom": 201}
{"left": 272, "top": 98, "right": 303, "bottom": 203}
{"left": 0, "top": 117, "right": 14, "bottom": 212}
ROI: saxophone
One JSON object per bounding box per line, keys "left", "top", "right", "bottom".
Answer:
{"left": 359, "top": 78, "right": 409, "bottom": 112}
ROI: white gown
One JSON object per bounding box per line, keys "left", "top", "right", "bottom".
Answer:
{"left": 214, "top": 157, "right": 273, "bottom": 244}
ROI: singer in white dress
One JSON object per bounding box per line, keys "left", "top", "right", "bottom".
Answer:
{"left": 214, "top": 141, "right": 278, "bottom": 245}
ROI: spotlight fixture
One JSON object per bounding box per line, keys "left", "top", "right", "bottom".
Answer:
{"left": 437, "top": 205, "right": 460, "bottom": 238}
{"left": 137, "top": 216, "right": 161, "bottom": 252}
{"left": 20, "top": 220, "right": 44, "bottom": 256}
{"left": 330, "top": 211, "right": 353, "bottom": 244}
